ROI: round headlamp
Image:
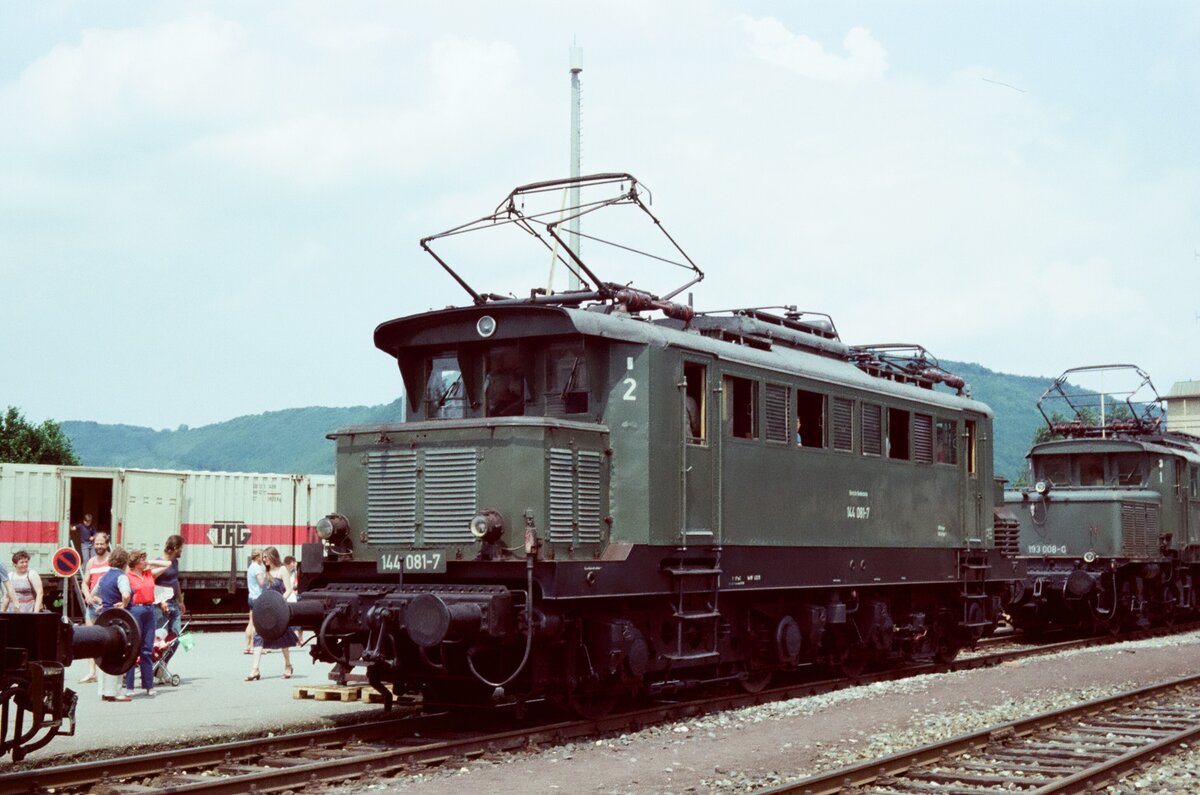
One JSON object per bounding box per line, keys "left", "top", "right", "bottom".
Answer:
{"left": 476, "top": 315, "right": 497, "bottom": 338}
{"left": 1034, "top": 480, "right": 1049, "bottom": 495}
{"left": 468, "top": 510, "right": 504, "bottom": 542}
{"left": 469, "top": 515, "right": 490, "bottom": 538}
{"left": 316, "top": 513, "right": 350, "bottom": 541}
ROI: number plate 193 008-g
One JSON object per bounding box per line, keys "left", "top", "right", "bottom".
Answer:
{"left": 377, "top": 551, "right": 446, "bottom": 574}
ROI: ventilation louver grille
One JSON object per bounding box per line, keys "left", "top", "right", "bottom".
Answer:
{"left": 833, "top": 398, "right": 854, "bottom": 451}
{"left": 1121, "top": 502, "right": 1159, "bottom": 558}
{"left": 765, "top": 384, "right": 790, "bottom": 443}
{"left": 366, "top": 448, "right": 476, "bottom": 546}
{"left": 367, "top": 450, "right": 417, "bottom": 544}
{"left": 548, "top": 447, "right": 604, "bottom": 545}
{"left": 914, "top": 413, "right": 933, "bottom": 464}
{"left": 862, "top": 403, "right": 883, "bottom": 456}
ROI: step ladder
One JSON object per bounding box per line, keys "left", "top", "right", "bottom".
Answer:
{"left": 959, "top": 540, "right": 992, "bottom": 630}
{"left": 664, "top": 555, "right": 722, "bottom": 662}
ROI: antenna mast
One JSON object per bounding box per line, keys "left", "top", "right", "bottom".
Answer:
{"left": 568, "top": 44, "right": 583, "bottom": 290}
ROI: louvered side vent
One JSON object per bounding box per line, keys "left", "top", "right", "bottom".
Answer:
{"left": 367, "top": 450, "right": 417, "bottom": 544}
{"left": 577, "top": 450, "right": 603, "bottom": 543}
{"left": 421, "top": 448, "right": 477, "bottom": 544}
{"left": 833, "top": 398, "right": 854, "bottom": 451}
{"left": 548, "top": 448, "right": 575, "bottom": 544}
{"left": 913, "top": 413, "right": 934, "bottom": 464}
{"left": 862, "top": 403, "right": 883, "bottom": 456}
{"left": 1121, "top": 502, "right": 1159, "bottom": 558}
{"left": 764, "top": 384, "right": 790, "bottom": 443}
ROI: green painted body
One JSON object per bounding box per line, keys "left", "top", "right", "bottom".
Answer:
{"left": 1006, "top": 437, "right": 1200, "bottom": 562}
{"left": 332, "top": 303, "right": 997, "bottom": 565}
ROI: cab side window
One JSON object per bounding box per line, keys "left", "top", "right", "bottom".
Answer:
{"left": 796, "top": 390, "right": 826, "bottom": 448}
{"left": 724, "top": 376, "right": 758, "bottom": 439}
{"left": 684, "top": 362, "right": 707, "bottom": 444}
{"left": 887, "top": 408, "right": 910, "bottom": 460}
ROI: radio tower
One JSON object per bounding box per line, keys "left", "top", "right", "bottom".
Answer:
{"left": 568, "top": 44, "right": 583, "bottom": 290}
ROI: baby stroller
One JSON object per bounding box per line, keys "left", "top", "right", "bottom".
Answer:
{"left": 153, "top": 618, "right": 190, "bottom": 687}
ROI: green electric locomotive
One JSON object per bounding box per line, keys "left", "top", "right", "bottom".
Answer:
{"left": 1008, "top": 365, "right": 1200, "bottom": 632}
{"left": 255, "top": 174, "right": 1020, "bottom": 713}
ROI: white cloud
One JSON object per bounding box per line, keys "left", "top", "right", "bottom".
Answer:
{"left": 738, "top": 16, "right": 888, "bottom": 83}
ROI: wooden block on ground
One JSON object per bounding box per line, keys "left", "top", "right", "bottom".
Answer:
{"left": 293, "top": 684, "right": 362, "bottom": 701}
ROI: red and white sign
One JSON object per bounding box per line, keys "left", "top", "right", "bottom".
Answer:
{"left": 51, "top": 546, "right": 81, "bottom": 577}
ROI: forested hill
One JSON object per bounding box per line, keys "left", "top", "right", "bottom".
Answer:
{"left": 63, "top": 399, "right": 406, "bottom": 476}
{"left": 62, "top": 363, "right": 1056, "bottom": 482}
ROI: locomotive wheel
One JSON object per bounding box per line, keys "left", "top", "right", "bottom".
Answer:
{"left": 738, "top": 669, "right": 773, "bottom": 694}
{"left": 421, "top": 680, "right": 496, "bottom": 708}
{"left": 838, "top": 643, "right": 868, "bottom": 678}
{"left": 569, "top": 685, "right": 618, "bottom": 719}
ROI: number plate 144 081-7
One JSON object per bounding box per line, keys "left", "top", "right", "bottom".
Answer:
{"left": 377, "top": 551, "right": 446, "bottom": 574}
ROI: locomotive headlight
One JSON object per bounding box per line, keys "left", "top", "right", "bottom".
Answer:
{"left": 476, "top": 315, "right": 497, "bottom": 338}
{"left": 316, "top": 513, "right": 350, "bottom": 541}
{"left": 1034, "top": 480, "right": 1050, "bottom": 495}
{"left": 469, "top": 510, "right": 505, "bottom": 542}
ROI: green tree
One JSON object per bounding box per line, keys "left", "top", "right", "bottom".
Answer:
{"left": 0, "top": 406, "right": 80, "bottom": 465}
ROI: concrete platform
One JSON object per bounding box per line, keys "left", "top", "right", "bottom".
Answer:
{"left": 20, "top": 631, "right": 385, "bottom": 765}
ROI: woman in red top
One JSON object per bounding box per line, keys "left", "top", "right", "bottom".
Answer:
{"left": 123, "top": 550, "right": 159, "bottom": 696}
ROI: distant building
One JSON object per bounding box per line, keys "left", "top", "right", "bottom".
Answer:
{"left": 1165, "top": 380, "right": 1200, "bottom": 436}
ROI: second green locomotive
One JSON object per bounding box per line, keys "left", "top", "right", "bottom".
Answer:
{"left": 1008, "top": 365, "right": 1200, "bottom": 633}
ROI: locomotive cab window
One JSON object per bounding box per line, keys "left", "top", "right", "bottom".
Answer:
{"left": 887, "top": 408, "right": 910, "bottom": 460}
{"left": 425, "top": 353, "right": 466, "bottom": 420}
{"left": 546, "top": 340, "right": 590, "bottom": 415}
{"left": 965, "top": 420, "right": 977, "bottom": 474}
{"left": 684, "top": 362, "right": 707, "bottom": 444}
{"left": 1038, "top": 455, "right": 1070, "bottom": 485}
{"left": 796, "top": 389, "right": 825, "bottom": 448}
{"left": 723, "top": 375, "right": 758, "bottom": 439}
{"left": 1078, "top": 454, "right": 1105, "bottom": 486}
{"left": 1113, "top": 454, "right": 1144, "bottom": 486}
{"left": 484, "top": 344, "right": 527, "bottom": 417}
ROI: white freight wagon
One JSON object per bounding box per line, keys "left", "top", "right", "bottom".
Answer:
{"left": 0, "top": 463, "right": 335, "bottom": 609}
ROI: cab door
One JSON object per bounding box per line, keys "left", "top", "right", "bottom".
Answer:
{"left": 962, "top": 416, "right": 982, "bottom": 543}
{"left": 682, "top": 359, "right": 716, "bottom": 545}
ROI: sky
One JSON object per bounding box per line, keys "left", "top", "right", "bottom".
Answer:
{"left": 2, "top": 2, "right": 1198, "bottom": 430}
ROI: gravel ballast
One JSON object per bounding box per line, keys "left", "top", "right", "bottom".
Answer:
{"left": 355, "top": 629, "right": 1200, "bottom": 794}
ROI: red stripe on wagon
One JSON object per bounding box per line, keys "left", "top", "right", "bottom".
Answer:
{"left": 0, "top": 520, "right": 58, "bottom": 544}
{"left": 180, "top": 523, "right": 318, "bottom": 547}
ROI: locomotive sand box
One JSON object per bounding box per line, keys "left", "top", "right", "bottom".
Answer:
{"left": 254, "top": 174, "right": 1025, "bottom": 715}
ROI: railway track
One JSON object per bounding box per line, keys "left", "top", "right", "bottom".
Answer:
{"left": 5, "top": 624, "right": 1197, "bottom": 795}
{"left": 754, "top": 672, "right": 1200, "bottom": 794}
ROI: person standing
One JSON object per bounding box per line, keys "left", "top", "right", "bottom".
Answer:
{"left": 122, "top": 550, "right": 157, "bottom": 697}
{"left": 149, "top": 535, "right": 185, "bottom": 639}
{"left": 6, "top": 551, "right": 43, "bottom": 612}
{"left": 74, "top": 513, "right": 98, "bottom": 566}
{"left": 283, "top": 555, "right": 302, "bottom": 644}
{"left": 246, "top": 547, "right": 297, "bottom": 681}
{"left": 244, "top": 548, "right": 265, "bottom": 655}
{"left": 95, "top": 547, "right": 131, "bottom": 702}
{"left": 78, "top": 533, "right": 112, "bottom": 683}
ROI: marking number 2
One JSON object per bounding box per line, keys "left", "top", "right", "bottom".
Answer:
{"left": 622, "top": 377, "right": 638, "bottom": 401}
